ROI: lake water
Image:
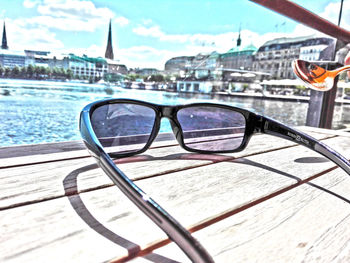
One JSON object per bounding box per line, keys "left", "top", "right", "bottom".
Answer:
{"left": 0, "top": 79, "right": 348, "bottom": 147}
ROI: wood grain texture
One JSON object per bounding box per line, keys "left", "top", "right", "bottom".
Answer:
{"left": 0, "top": 131, "right": 335, "bottom": 211}
{"left": 0, "top": 128, "right": 348, "bottom": 262}
{"left": 151, "top": 168, "right": 350, "bottom": 262}
{"left": 0, "top": 130, "right": 333, "bottom": 168}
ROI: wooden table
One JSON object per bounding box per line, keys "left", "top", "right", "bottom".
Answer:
{"left": 1, "top": 127, "right": 350, "bottom": 262}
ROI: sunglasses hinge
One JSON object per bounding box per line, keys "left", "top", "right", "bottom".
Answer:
{"left": 254, "top": 115, "right": 266, "bottom": 133}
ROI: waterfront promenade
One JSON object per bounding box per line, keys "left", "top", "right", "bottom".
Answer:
{"left": 178, "top": 89, "right": 350, "bottom": 104}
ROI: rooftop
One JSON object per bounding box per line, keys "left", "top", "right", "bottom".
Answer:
{"left": 262, "top": 34, "right": 324, "bottom": 46}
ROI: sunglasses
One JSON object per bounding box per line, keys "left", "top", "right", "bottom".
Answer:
{"left": 80, "top": 98, "right": 350, "bottom": 262}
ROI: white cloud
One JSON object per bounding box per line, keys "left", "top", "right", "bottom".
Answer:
{"left": 321, "top": 1, "right": 342, "bottom": 25}
{"left": 37, "top": 0, "right": 114, "bottom": 19}
{"left": 61, "top": 44, "right": 104, "bottom": 57}
{"left": 7, "top": 0, "right": 131, "bottom": 54}
{"left": 133, "top": 25, "right": 165, "bottom": 38}
{"left": 320, "top": 0, "right": 350, "bottom": 30}
{"left": 21, "top": 0, "right": 131, "bottom": 32}
{"left": 132, "top": 24, "right": 299, "bottom": 54}
{"left": 110, "top": 45, "right": 195, "bottom": 69}
{"left": 23, "top": 0, "right": 40, "bottom": 8}
{"left": 6, "top": 20, "right": 64, "bottom": 51}
{"left": 142, "top": 19, "right": 153, "bottom": 25}
{"left": 114, "top": 16, "right": 129, "bottom": 27}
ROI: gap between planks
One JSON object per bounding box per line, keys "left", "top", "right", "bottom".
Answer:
{"left": 109, "top": 165, "right": 340, "bottom": 263}
{"left": 0, "top": 134, "right": 340, "bottom": 212}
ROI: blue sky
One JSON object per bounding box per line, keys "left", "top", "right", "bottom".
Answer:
{"left": 0, "top": 0, "right": 347, "bottom": 69}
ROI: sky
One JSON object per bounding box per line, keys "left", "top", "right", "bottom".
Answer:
{"left": 0, "top": 0, "right": 349, "bottom": 69}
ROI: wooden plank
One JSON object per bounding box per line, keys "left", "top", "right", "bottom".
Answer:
{"left": 0, "top": 133, "right": 178, "bottom": 159}
{"left": 0, "top": 132, "right": 335, "bottom": 210}
{"left": 1, "top": 136, "right": 349, "bottom": 262}
{"left": 0, "top": 129, "right": 334, "bottom": 168}
{"left": 0, "top": 145, "right": 208, "bottom": 210}
{"left": 0, "top": 133, "right": 179, "bottom": 168}
{"left": 153, "top": 168, "right": 350, "bottom": 262}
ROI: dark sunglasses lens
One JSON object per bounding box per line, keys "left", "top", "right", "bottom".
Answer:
{"left": 91, "top": 103, "right": 156, "bottom": 155}
{"left": 177, "top": 106, "right": 246, "bottom": 152}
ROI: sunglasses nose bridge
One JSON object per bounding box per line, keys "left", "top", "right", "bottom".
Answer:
{"left": 160, "top": 106, "right": 183, "bottom": 145}
{"left": 160, "top": 105, "right": 175, "bottom": 118}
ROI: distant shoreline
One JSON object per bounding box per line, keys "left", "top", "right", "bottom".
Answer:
{"left": 1, "top": 78, "right": 349, "bottom": 105}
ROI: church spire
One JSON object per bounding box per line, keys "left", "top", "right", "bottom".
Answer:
{"left": 236, "top": 24, "right": 241, "bottom": 47}
{"left": 1, "top": 21, "right": 8, "bottom": 50}
{"left": 105, "top": 19, "right": 114, "bottom": 60}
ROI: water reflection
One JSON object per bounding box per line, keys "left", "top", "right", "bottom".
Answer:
{"left": 0, "top": 79, "right": 348, "bottom": 147}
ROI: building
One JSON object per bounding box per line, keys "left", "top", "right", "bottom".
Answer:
{"left": 164, "top": 29, "right": 257, "bottom": 81}
{"left": 219, "top": 28, "right": 256, "bottom": 71}
{"left": 103, "top": 20, "right": 128, "bottom": 76}
{"left": 134, "top": 68, "right": 160, "bottom": 76}
{"left": 68, "top": 54, "right": 108, "bottom": 78}
{"left": 0, "top": 50, "right": 26, "bottom": 68}
{"left": 206, "top": 51, "right": 220, "bottom": 69}
{"left": 220, "top": 44, "right": 257, "bottom": 70}
{"left": 0, "top": 21, "right": 26, "bottom": 68}
{"left": 252, "top": 35, "right": 334, "bottom": 79}
{"left": 106, "top": 59, "right": 128, "bottom": 75}
{"left": 105, "top": 20, "right": 114, "bottom": 60}
{"left": 164, "top": 56, "right": 194, "bottom": 72}
{"left": 0, "top": 19, "right": 127, "bottom": 80}
{"left": 299, "top": 44, "right": 331, "bottom": 61}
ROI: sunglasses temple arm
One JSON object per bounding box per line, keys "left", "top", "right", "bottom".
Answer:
{"left": 98, "top": 153, "right": 215, "bottom": 263}
{"left": 80, "top": 114, "right": 214, "bottom": 263}
{"left": 259, "top": 116, "right": 350, "bottom": 176}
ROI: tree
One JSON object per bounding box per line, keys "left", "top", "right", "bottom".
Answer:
{"left": 59, "top": 68, "right": 65, "bottom": 78}
{"left": 66, "top": 68, "right": 73, "bottom": 80}
{"left": 0, "top": 66, "right": 4, "bottom": 77}
{"left": 4, "top": 67, "right": 11, "bottom": 77}
{"left": 34, "top": 66, "right": 41, "bottom": 79}
{"left": 11, "top": 66, "right": 20, "bottom": 77}
{"left": 126, "top": 74, "right": 141, "bottom": 81}
{"left": 52, "top": 67, "right": 59, "bottom": 79}
{"left": 39, "top": 66, "right": 46, "bottom": 78}
{"left": 20, "top": 66, "right": 27, "bottom": 78}
{"left": 45, "top": 67, "right": 52, "bottom": 79}
{"left": 146, "top": 74, "right": 164, "bottom": 82}
{"left": 164, "top": 75, "right": 172, "bottom": 82}
{"left": 27, "top": 64, "right": 34, "bottom": 78}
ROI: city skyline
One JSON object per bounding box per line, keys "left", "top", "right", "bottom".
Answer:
{"left": 0, "top": 0, "right": 348, "bottom": 69}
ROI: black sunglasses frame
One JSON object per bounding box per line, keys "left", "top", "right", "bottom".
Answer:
{"left": 80, "top": 98, "right": 350, "bottom": 263}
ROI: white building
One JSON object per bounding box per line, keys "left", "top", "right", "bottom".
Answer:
{"left": 68, "top": 54, "right": 108, "bottom": 78}
{"left": 299, "top": 44, "right": 329, "bottom": 61}
{"left": 177, "top": 80, "right": 214, "bottom": 93}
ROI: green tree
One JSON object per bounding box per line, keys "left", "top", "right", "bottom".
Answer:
{"left": 127, "top": 74, "right": 142, "bottom": 81}
{"left": 27, "top": 64, "right": 34, "bottom": 78}
{"left": 66, "top": 68, "right": 73, "bottom": 80}
{"left": 11, "top": 66, "right": 20, "bottom": 77}
{"left": 59, "top": 68, "right": 66, "bottom": 78}
{"left": 4, "top": 67, "right": 11, "bottom": 77}
{"left": 164, "top": 75, "right": 172, "bottom": 82}
{"left": 34, "top": 66, "right": 41, "bottom": 79}
{"left": 52, "top": 67, "right": 59, "bottom": 79}
{"left": 45, "top": 67, "right": 52, "bottom": 79}
{"left": 39, "top": 66, "right": 46, "bottom": 77}
{"left": 20, "top": 66, "right": 27, "bottom": 78}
